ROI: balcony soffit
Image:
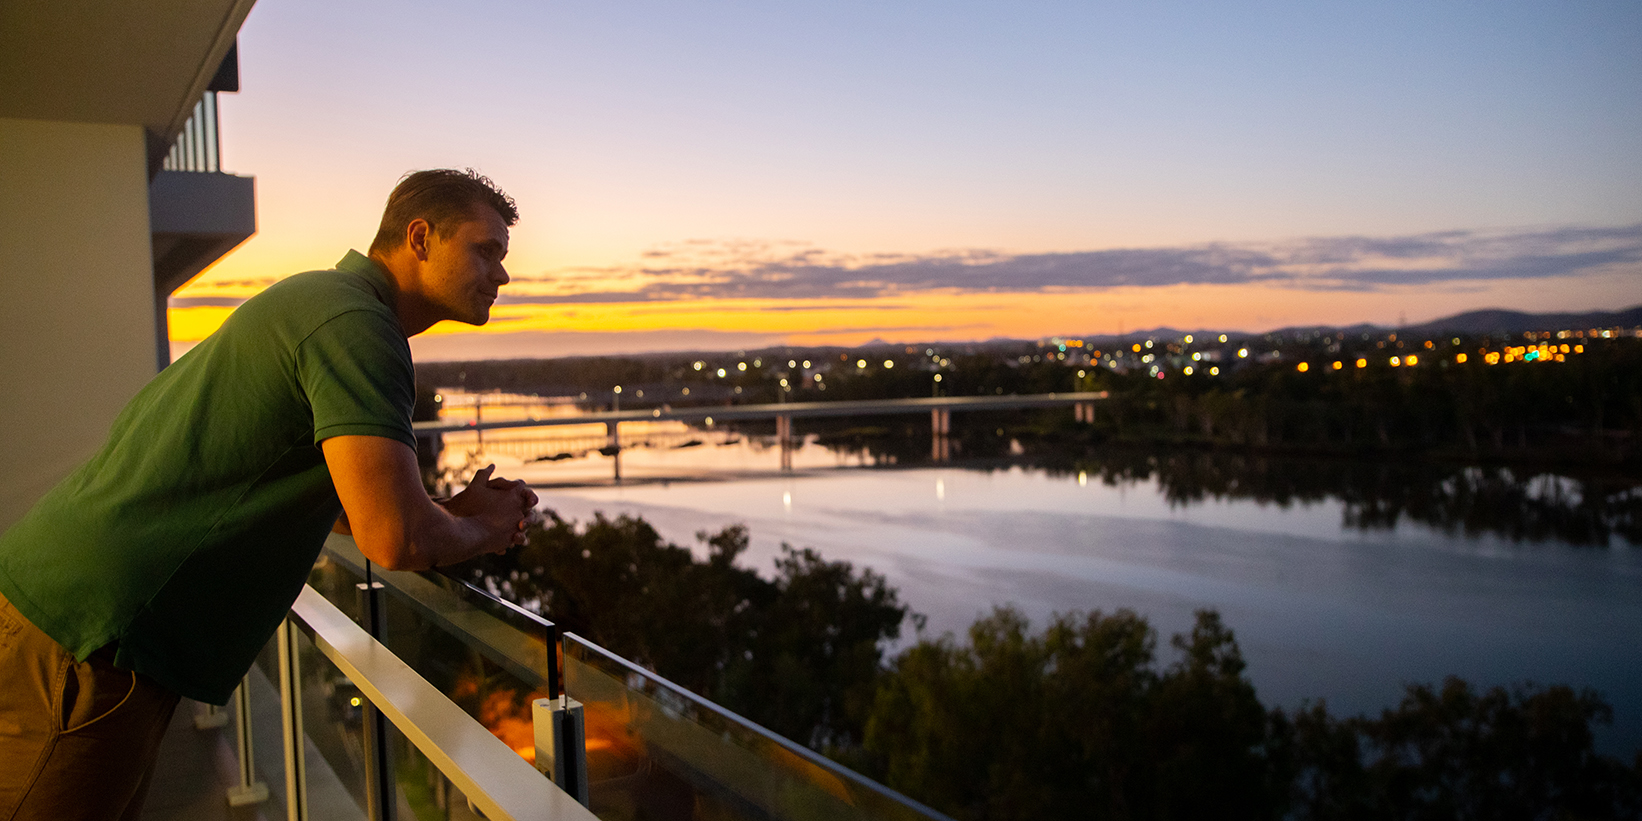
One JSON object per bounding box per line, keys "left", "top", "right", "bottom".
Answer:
{"left": 0, "top": 0, "right": 256, "bottom": 144}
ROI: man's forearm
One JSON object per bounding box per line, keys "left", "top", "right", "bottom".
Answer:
{"left": 324, "top": 437, "right": 532, "bottom": 571}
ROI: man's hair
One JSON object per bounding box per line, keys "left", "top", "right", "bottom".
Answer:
{"left": 368, "top": 169, "right": 518, "bottom": 255}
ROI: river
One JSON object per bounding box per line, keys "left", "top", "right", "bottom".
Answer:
{"left": 445, "top": 422, "right": 1642, "bottom": 755}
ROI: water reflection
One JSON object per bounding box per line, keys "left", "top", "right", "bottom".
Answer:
{"left": 446, "top": 403, "right": 1642, "bottom": 549}
{"left": 1047, "top": 451, "right": 1642, "bottom": 548}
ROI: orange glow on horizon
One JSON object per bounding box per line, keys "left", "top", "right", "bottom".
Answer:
{"left": 168, "top": 268, "right": 1642, "bottom": 353}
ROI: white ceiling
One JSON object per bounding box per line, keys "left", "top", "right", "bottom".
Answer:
{"left": 0, "top": 0, "right": 256, "bottom": 146}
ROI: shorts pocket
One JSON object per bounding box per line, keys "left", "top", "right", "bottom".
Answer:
{"left": 60, "top": 659, "right": 138, "bottom": 734}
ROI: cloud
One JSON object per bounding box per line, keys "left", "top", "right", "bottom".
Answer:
{"left": 180, "top": 223, "right": 1642, "bottom": 313}
{"left": 169, "top": 296, "right": 248, "bottom": 308}
{"left": 504, "top": 223, "right": 1642, "bottom": 302}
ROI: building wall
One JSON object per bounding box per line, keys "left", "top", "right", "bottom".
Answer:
{"left": 0, "top": 117, "right": 158, "bottom": 531}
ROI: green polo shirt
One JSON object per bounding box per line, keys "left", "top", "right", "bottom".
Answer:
{"left": 0, "top": 251, "right": 415, "bottom": 704}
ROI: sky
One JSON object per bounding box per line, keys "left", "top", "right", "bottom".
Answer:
{"left": 171, "top": 0, "right": 1642, "bottom": 359}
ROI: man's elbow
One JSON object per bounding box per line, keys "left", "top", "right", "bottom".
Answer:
{"left": 353, "top": 531, "right": 435, "bottom": 572}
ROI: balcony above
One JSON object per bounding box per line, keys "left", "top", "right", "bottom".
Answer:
{"left": 0, "top": 0, "right": 255, "bottom": 171}
{"left": 150, "top": 168, "right": 256, "bottom": 297}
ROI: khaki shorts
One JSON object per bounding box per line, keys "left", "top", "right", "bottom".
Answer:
{"left": 0, "top": 590, "right": 180, "bottom": 821}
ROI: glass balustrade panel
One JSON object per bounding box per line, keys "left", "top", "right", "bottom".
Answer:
{"left": 563, "top": 634, "right": 950, "bottom": 821}
{"left": 312, "top": 542, "right": 556, "bottom": 771}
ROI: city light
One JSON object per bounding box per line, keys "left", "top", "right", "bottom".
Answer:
{"left": 884, "top": 360, "right": 894, "bottom": 368}
{"left": 1238, "top": 349, "right": 1249, "bottom": 358}
{"left": 1390, "top": 356, "right": 1401, "bottom": 367}
{"left": 1332, "top": 361, "right": 1343, "bottom": 370}
{"left": 857, "top": 359, "right": 867, "bottom": 368}
{"left": 1456, "top": 353, "right": 1468, "bottom": 364}
{"left": 1406, "top": 354, "right": 1418, "bottom": 366}
{"left": 1184, "top": 366, "right": 1195, "bottom": 375}
{"left": 1356, "top": 358, "right": 1368, "bottom": 368}
{"left": 1209, "top": 366, "right": 1220, "bottom": 375}
{"left": 933, "top": 374, "right": 943, "bottom": 382}
{"left": 1297, "top": 362, "right": 1309, "bottom": 372}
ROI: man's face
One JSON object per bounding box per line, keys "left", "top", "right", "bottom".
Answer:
{"left": 423, "top": 206, "right": 510, "bottom": 326}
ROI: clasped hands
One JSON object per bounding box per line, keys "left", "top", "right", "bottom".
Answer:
{"left": 440, "top": 464, "right": 540, "bottom": 554}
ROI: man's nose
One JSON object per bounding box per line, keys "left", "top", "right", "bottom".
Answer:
{"left": 493, "top": 263, "right": 510, "bottom": 286}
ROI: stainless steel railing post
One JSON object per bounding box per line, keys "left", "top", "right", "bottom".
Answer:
{"left": 226, "top": 676, "right": 271, "bottom": 806}
{"left": 277, "top": 617, "right": 309, "bottom": 821}
{"left": 357, "top": 571, "right": 397, "bottom": 821}
{"left": 532, "top": 696, "right": 589, "bottom": 806}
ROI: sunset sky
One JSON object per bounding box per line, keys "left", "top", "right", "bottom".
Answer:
{"left": 172, "top": 0, "right": 1642, "bottom": 360}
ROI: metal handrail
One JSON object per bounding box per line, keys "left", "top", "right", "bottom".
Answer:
{"left": 162, "top": 92, "right": 221, "bottom": 173}
{"left": 564, "top": 634, "right": 957, "bottom": 821}
{"left": 288, "top": 586, "right": 595, "bottom": 821}
{"left": 321, "top": 534, "right": 561, "bottom": 696}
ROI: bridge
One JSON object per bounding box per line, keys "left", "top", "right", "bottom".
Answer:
{"left": 413, "top": 391, "right": 1110, "bottom": 480}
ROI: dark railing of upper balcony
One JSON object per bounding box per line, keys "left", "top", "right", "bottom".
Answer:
{"left": 163, "top": 92, "right": 221, "bottom": 173}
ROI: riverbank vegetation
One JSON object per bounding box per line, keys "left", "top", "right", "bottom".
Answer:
{"left": 418, "top": 332, "right": 1642, "bottom": 470}
{"left": 453, "top": 511, "right": 1642, "bottom": 819}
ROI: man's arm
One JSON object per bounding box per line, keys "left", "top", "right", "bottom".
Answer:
{"left": 322, "top": 435, "right": 537, "bottom": 571}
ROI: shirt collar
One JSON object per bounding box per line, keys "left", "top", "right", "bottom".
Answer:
{"left": 334, "top": 250, "right": 397, "bottom": 307}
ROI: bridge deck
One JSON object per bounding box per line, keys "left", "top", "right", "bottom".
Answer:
{"left": 412, "top": 391, "right": 1109, "bottom": 435}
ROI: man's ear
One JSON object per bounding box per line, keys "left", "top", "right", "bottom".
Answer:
{"left": 407, "top": 218, "right": 433, "bottom": 262}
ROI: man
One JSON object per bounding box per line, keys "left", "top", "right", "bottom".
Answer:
{"left": 0, "top": 169, "right": 537, "bottom": 819}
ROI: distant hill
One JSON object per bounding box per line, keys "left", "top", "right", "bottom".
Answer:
{"left": 1231, "top": 306, "right": 1642, "bottom": 343}
{"left": 1403, "top": 306, "right": 1642, "bottom": 336}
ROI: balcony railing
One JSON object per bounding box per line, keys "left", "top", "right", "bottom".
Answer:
{"left": 162, "top": 92, "right": 221, "bottom": 173}
{"left": 211, "top": 534, "right": 953, "bottom": 820}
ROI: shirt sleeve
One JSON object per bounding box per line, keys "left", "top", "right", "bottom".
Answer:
{"left": 295, "top": 308, "right": 416, "bottom": 448}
